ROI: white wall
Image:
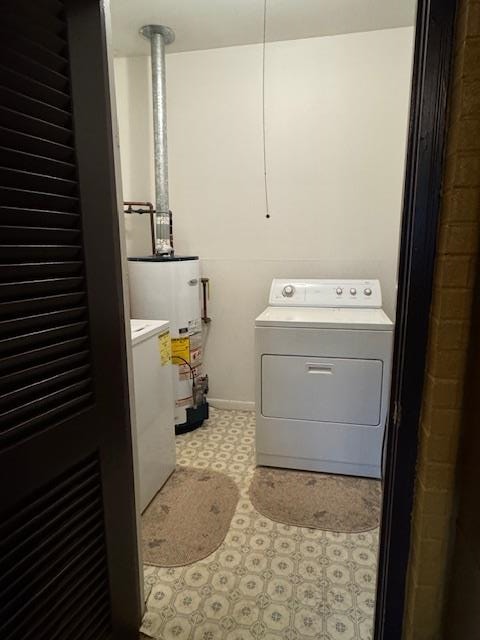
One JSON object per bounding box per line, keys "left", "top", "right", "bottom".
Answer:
{"left": 114, "top": 56, "right": 156, "bottom": 256}
{"left": 114, "top": 27, "right": 414, "bottom": 408}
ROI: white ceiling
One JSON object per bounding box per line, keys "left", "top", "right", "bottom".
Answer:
{"left": 110, "top": 0, "right": 416, "bottom": 57}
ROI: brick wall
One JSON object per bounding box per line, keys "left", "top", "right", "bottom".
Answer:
{"left": 402, "top": 1, "right": 480, "bottom": 638}
{"left": 443, "top": 250, "right": 480, "bottom": 637}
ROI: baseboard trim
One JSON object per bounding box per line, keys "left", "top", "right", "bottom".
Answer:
{"left": 208, "top": 398, "right": 255, "bottom": 412}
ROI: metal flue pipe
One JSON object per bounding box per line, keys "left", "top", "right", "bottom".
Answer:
{"left": 140, "top": 24, "right": 175, "bottom": 255}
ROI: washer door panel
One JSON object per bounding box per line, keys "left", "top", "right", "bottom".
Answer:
{"left": 261, "top": 355, "right": 383, "bottom": 425}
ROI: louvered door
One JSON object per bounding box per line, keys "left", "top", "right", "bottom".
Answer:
{"left": 0, "top": 1, "right": 141, "bottom": 638}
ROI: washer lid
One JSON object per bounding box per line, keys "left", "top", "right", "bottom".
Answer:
{"left": 255, "top": 306, "right": 394, "bottom": 330}
{"left": 131, "top": 319, "right": 170, "bottom": 345}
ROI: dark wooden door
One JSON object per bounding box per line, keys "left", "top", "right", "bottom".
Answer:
{"left": 0, "top": 1, "right": 141, "bottom": 638}
{"left": 374, "top": 0, "right": 457, "bottom": 637}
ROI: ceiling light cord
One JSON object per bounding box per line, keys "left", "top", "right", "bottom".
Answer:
{"left": 262, "top": 0, "right": 270, "bottom": 220}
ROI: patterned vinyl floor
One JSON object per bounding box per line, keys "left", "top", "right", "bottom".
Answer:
{"left": 140, "top": 409, "right": 379, "bottom": 640}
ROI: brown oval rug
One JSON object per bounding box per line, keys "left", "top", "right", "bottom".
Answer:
{"left": 249, "top": 466, "right": 381, "bottom": 532}
{"left": 141, "top": 466, "right": 239, "bottom": 567}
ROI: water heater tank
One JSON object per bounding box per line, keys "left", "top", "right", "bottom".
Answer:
{"left": 127, "top": 256, "right": 208, "bottom": 432}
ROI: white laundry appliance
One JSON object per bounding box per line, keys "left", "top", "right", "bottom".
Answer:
{"left": 255, "top": 279, "right": 394, "bottom": 478}
{"left": 130, "top": 319, "right": 176, "bottom": 512}
{"left": 128, "top": 257, "right": 209, "bottom": 434}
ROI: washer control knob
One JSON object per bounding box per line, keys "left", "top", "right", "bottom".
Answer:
{"left": 336, "top": 287, "right": 343, "bottom": 295}
{"left": 282, "top": 284, "right": 295, "bottom": 298}
{"left": 364, "top": 287, "right": 372, "bottom": 296}
{"left": 350, "top": 287, "right": 357, "bottom": 296}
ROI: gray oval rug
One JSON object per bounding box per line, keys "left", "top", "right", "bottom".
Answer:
{"left": 249, "top": 466, "right": 381, "bottom": 532}
{"left": 142, "top": 466, "right": 239, "bottom": 567}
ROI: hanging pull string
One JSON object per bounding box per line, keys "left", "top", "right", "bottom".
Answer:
{"left": 262, "top": 0, "right": 271, "bottom": 219}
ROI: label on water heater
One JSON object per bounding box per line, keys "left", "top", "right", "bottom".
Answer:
{"left": 188, "top": 318, "right": 201, "bottom": 335}
{"left": 172, "top": 330, "right": 203, "bottom": 381}
{"left": 158, "top": 331, "right": 172, "bottom": 366}
{"left": 171, "top": 337, "right": 190, "bottom": 365}
{"left": 188, "top": 333, "right": 203, "bottom": 377}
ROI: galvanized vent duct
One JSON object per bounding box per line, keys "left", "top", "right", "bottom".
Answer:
{"left": 140, "top": 24, "right": 175, "bottom": 255}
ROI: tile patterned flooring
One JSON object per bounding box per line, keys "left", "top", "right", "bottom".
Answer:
{"left": 141, "top": 409, "right": 379, "bottom": 640}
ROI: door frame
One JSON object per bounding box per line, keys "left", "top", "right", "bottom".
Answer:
{"left": 374, "top": 0, "right": 457, "bottom": 637}
{"left": 81, "top": 0, "right": 458, "bottom": 635}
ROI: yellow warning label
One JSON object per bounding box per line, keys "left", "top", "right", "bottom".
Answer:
{"left": 158, "top": 331, "right": 171, "bottom": 366}
{"left": 171, "top": 337, "right": 190, "bottom": 366}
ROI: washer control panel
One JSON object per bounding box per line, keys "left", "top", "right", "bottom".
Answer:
{"left": 269, "top": 279, "right": 382, "bottom": 308}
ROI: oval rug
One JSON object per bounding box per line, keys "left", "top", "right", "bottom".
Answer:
{"left": 141, "top": 466, "right": 239, "bottom": 567}
{"left": 249, "top": 466, "right": 381, "bottom": 532}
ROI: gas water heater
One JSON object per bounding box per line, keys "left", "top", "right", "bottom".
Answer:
{"left": 126, "top": 24, "right": 209, "bottom": 434}
{"left": 128, "top": 256, "right": 208, "bottom": 434}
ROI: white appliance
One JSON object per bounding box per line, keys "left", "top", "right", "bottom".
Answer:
{"left": 255, "top": 279, "right": 394, "bottom": 478}
{"left": 130, "top": 319, "right": 176, "bottom": 512}
{"left": 128, "top": 257, "right": 207, "bottom": 430}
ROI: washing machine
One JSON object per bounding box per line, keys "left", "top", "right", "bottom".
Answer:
{"left": 255, "top": 279, "right": 394, "bottom": 479}
{"left": 130, "top": 319, "right": 176, "bottom": 511}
